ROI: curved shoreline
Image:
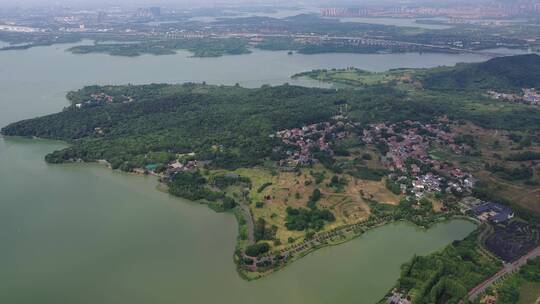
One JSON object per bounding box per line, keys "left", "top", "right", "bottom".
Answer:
{"left": 1, "top": 135, "right": 480, "bottom": 283}
{"left": 237, "top": 214, "right": 479, "bottom": 281}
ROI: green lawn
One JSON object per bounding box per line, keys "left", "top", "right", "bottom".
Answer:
{"left": 518, "top": 281, "right": 540, "bottom": 304}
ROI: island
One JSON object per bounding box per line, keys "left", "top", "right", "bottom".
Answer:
{"left": 3, "top": 54, "right": 540, "bottom": 303}
{"left": 2, "top": 13, "right": 539, "bottom": 58}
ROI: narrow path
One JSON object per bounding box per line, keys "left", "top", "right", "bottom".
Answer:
{"left": 475, "top": 224, "right": 499, "bottom": 261}
{"left": 476, "top": 224, "right": 493, "bottom": 245}
{"left": 239, "top": 202, "right": 255, "bottom": 245}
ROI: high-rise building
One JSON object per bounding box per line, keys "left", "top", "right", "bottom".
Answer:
{"left": 136, "top": 7, "right": 161, "bottom": 19}
{"left": 321, "top": 7, "right": 368, "bottom": 17}
{"left": 149, "top": 7, "right": 161, "bottom": 17}
{"left": 97, "top": 11, "right": 107, "bottom": 23}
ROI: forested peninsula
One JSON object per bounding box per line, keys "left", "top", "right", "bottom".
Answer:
{"left": 3, "top": 55, "right": 540, "bottom": 302}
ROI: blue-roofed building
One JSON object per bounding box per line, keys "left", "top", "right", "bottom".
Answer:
{"left": 474, "top": 202, "right": 514, "bottom": 223}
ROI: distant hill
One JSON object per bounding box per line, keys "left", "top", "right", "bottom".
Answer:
{"left": 423, "top": 54, "right": 540, "bottom": 91}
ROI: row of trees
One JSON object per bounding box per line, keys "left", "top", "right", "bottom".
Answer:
{"left": 485, "top": 163, "right": 534, "bottom": 181}
{"left": 397, "top": 235, "right": 501, "bottom": 304}
{"left": 483, "top": 257, "right": 540, "bottom": 304}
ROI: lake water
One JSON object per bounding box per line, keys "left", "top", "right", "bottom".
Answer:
{"left": 189, "top": 7, "right": 320, "bottom": 22}
{"left": 0, "top": 43, "right": 494, "bottom": 125}
{"left": 191, "top": 11, "right": 451, "bottom": 30}
{"left": 334, "top": 17, "right": 453, "bottom": 30}
{"left": 0, "top": 43, "right": 482, "bottom": 303}
{"left": 478, "top": 47, "right": 535, "bottom": 56}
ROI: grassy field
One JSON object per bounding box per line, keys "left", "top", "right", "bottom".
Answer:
{"left": 447, "top": 122, "right": 540, "bottom": 214}
{"left": 229, "top": 164, "right": 400, "bottom": 250}
{"left": 518, "top": 281, "right": 540, "bottom": 304}
{"left": 292, "top": 68, "right": 421, "bottom": 88}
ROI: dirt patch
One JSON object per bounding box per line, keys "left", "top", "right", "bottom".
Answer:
{"left": 349, "top": 178, "right": 401, "bottom": 205}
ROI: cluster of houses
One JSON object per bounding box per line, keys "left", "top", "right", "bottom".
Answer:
{"left": 387, "top": 291, "right": 412, "bottom": 304}
{"left": 273, "top": 119, "right": 477, "bottom": 198}
{"left": 74, "top": 92, "right": 134, "bottom": 109}
{"left": 522, "top": 88, "right": 540, "bottom": 104}
{"left": 90, "top": 92, "right": 114, "bottom": 103}
{"left": 362, "top": 121, "right": 475, "bottom": 198}
{"left": 134, "top": 158, "right": 200, "bottom": 178}
{"left": 74, "top": 92, "right": 114, "bottom": 109}
{"left": 165, "top": 159, "right": 199, "bottom": 174}
{"left": 273, "top": 120, "right": 352, "bottom": 168}
{"left": 488, "top": 88, "right": 540, "bottom": 106}
{"left": 412, "top": 173, "right": 442, "bottom": 195}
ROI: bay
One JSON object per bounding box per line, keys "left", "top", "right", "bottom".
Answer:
{"left": 0, "top": 43, "right": 482, "bottom": 304}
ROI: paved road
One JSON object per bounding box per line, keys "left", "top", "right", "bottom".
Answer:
{"left": 467, "top": 245, "right": 540, "bottom": 301}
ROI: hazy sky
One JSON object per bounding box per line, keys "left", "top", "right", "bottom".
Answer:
{"left": 0, "top": 0, "right": 425, "bottom": 6}
{"left": 0, "top": 0, "right": 493, "bottom": 9}
{"left": 0, "top": 0, "right": 302, "bottom": 7}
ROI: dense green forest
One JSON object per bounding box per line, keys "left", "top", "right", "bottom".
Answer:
{"left": 3, "top": 55, "right": 540, "bottom": 172}
{"left": 68, "top": 37, "right": 251, "bottom": 57}
{"left": 422, "top": 54, "right": 540, "bottom": 91}
{"left": 0, "top": 83, "right": 409, "bottom": 170}
{"left": 1, "top": 84, "right": 371, "bottom": 169}
{"left": 393, "top": 234, "right": 501, "bottom": 304}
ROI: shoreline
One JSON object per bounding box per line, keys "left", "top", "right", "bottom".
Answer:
{"left": 237, "top": 214, "right": 479, "bottom": 281}
{"left": 0, "top": 134, "right": 481, "bottom": 282}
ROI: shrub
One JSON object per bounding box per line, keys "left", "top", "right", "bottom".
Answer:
{"left": 245, "top": 242, "right": 270, "bottom": 257}
{"left": 257, "top": 182, "right": 273, "bottom": 193}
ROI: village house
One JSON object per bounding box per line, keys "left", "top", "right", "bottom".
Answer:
{"left": 363, "top": 121, "right": 475, "bottom": 197}
{"left": 488, "top": 88, "right": 540, "bottom": 106}
{"left": 165, "top": 159, "right": 199, "bottom": 174}
{"left": 275, "top": 120, "right": 350, "bottom": 168}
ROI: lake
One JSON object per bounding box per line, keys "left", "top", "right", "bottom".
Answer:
{"left": 189, "top": 7, "right": 320, "bottom": 22}
{"left": 334, "top": 17, "right": 453, "bottom": 30}
{"left": 0, "top": 43, "right": 482, "bottom": 304}
{"left": 0, "top": 43, "right": 495, "bottom": 125}
{"left": 190, "top": 11, "right": 452, "bottom": 30}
